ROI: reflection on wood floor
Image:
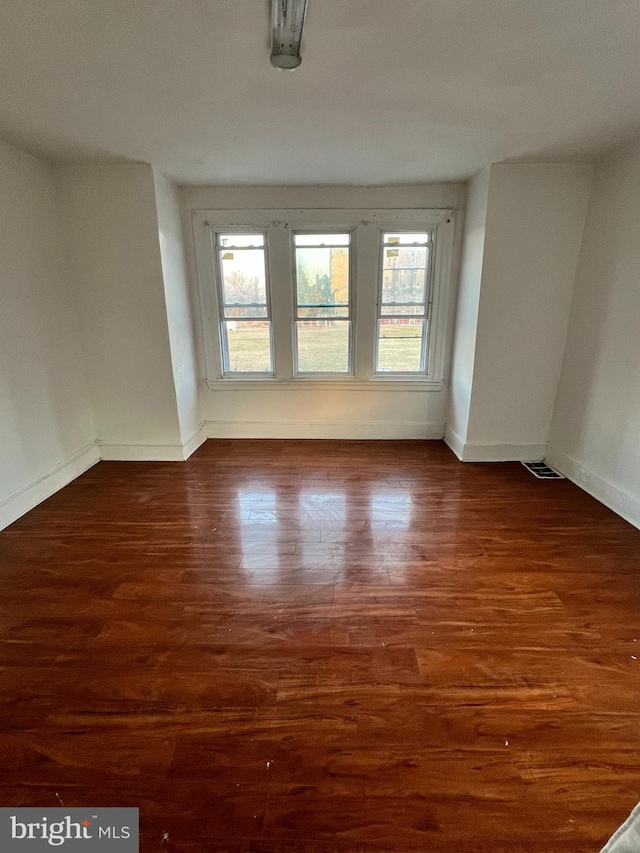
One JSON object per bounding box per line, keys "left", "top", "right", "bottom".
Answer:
{"left": 1, "top": 439, "right": 639, "bottom": 851}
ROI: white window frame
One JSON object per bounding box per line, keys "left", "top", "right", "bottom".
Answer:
{"left": 213, "top": 229, "right": 274, "bottom": 377}
{"left": 292, "top": 229, "right": 355, "bottom": 377}
{"left": 192, "top": 208, "right": 455, "bottom": 391}
{"left": 375, "top": 229, "right": 433, "bottom": 376}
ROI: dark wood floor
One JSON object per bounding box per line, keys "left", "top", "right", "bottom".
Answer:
{"left": 1, "top": 440, "right": 640, "bottom": 851}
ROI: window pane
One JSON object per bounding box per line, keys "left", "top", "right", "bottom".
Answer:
{"left": 380, "top": 304, "right": 425, "bottom": 316}
{"left": 220, "top": 249, "right": 267, "bottom": 309}
{"left": 377, "top": 320, "right": 425, "bottom": 372}
{"left": 383, "top": 232, "right": 429, "bottom": 245}
{"left": 224, "top": 321, "right": 272, "bottom": 372}
{"left": 296, "top": 246, "right": 349, "bottom": 309}
{"left": 383, "top": 245, "right": 428, "bottom": 269}
{"left": 296, "top": 321, "right": 350, "bottom": 373}
{"left": 294, "top": 233, "right": 350, "bottom": 246}
{"left": 219, "top": 234, "right": 264, "bottom": 247}
{"left": 298, "top": 306, "right": 349, "bottom": 319}
{"left": 382, "top": 267, "right": 426, "bottom": 304}
{"left": 224, "top": 305, "right": 268, "bottom": 319}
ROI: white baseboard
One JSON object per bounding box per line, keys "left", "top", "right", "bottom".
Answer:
{"left": 461, "top": 442, "right": 546, "bottom": 462}
{"left": 181, "top": 422, "right": 207, "bottom": 459}
{"left": 98, "top": 442, "right": 186, "bottom": 461}
{"left": 444, "top": 426, "right": 545, "bottom": 462}
{"left": 0, "top": 442, "right": 100, "bottom": 531}
{"left": 545, "top": 444, "right": 640, "bottom": 531}
{"left": 204, "top": 420, "right": 445, "bottom": 440}
{"left": 444, "top": 425, "right": 465, "bottom": 460}
{"left": 98, "top": 421, "right": 207, "bottom": 462}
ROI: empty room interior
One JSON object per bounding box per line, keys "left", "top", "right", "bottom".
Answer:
{"left": 2, "top": 1, "right": 640, "bottom": 850}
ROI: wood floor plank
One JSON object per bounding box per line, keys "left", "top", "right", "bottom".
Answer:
{"left": 1, "top": 438, "right": 639, "bottom": 850}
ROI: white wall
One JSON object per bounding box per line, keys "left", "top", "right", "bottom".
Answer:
{"left": 447, "top": 163, "right": 593, "bottom": 461}
{"left": 201, "top": 387, "right": 446, "bottom": 440}
{"left": 182, "top": 184, "right": 465, "bottom": 439}
{"left": 548, "top": 139, "right": 640, "bottom": 528}
{"left": 55, "top": 164, "right": 184, "bottom": 458}
{"left": 153, "top": 171, "right": 202, "bottom": 447}
{"left": 182, "top": 184, "right": 466, "bottom": 212}
{"left": 446, "top": 167, "right": 490, "bottom": 452}
{"left": 0, "top": 141, "right": 96, "bottom": 529}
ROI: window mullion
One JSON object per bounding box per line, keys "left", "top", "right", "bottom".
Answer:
{"left": 354, "top": 223, "right": 378, "bottom": 380}
{"left": 267, "top": 222, "right": 294, "bottom": 379}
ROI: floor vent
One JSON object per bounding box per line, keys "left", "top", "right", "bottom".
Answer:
{"left": 521, "top": 462, "right": 565, "bottom": 480}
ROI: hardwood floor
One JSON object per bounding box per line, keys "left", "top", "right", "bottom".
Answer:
{"left": 1, "top": 439, "right": 640, "bottom": 852}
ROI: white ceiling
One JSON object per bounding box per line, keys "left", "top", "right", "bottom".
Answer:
{"left": 1, "top": 0, "right": 639, "bottom": 185}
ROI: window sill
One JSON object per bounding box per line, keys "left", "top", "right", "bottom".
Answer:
{"left": 205, "top": 378, "right": 444, "bottom": 392}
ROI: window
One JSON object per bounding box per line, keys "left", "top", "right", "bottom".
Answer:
{"left": 294, "top": 233, "right": 352, "bottom": 374}
{"left": 195, "top": 209, "right": 455, "bottom": 389}
{"left": 214, "top": 233, "right": 273, "bottom": 374}
{"left": 377, "top": 232, "right": 430, "bottom": 373}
